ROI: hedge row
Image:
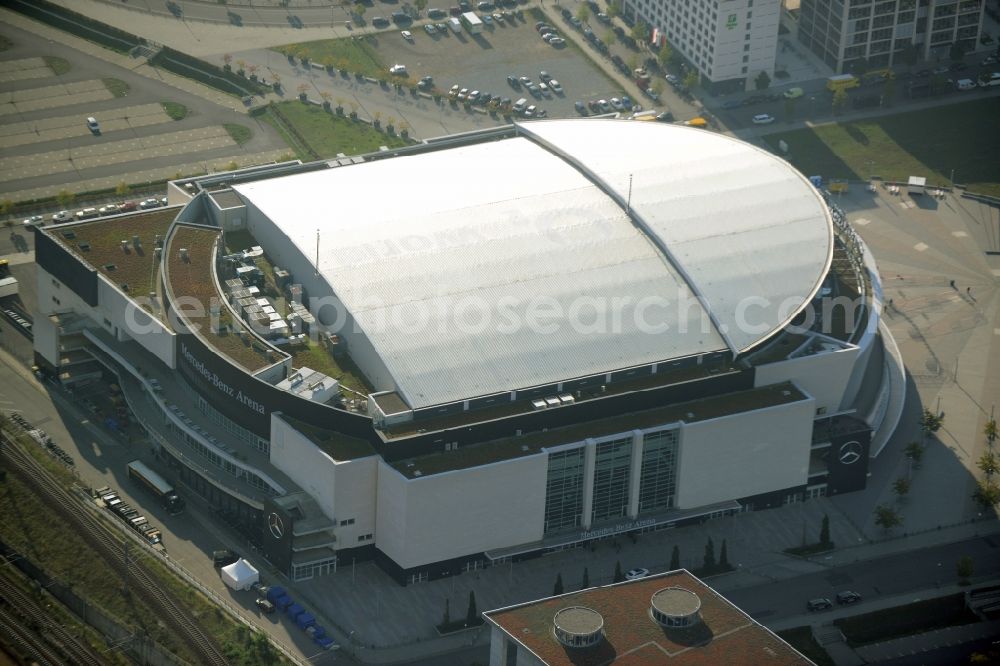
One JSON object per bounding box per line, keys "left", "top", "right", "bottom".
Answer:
{"left": 150, "top": 47, "right": 269, "bottom": 97}
{"left": 7, "top": 0, "right": 143, "bottom": 53}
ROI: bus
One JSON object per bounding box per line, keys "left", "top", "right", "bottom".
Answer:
{"left": 127, "top": 460, "right": 185, "bottom": 514}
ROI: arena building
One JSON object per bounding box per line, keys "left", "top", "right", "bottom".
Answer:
{"left": 32, "top": 120, "right": 891, "bottom": 585}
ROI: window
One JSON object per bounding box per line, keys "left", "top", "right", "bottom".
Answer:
{"left": 339, "top": 518, "right": 355, "bottom": 526}
{"left": 544, "top": 448, "right": 585, "bottom": 534}
{"left": 638, "top": 430, "right": 679, "bottom": 514}
{"left": 53, "top": 296, "right": 61, "bottom": 305}
{"left": 51, "top": 279, "right": 61, "bottom": 288}
{"left": 357, "top": 533, "right": 373, "bottom": 542}
{"left": 743, "top": 55, "right": 749, "bottom": 62}
{"left": 591, "top": 437, "right": 632, "bottom": 523}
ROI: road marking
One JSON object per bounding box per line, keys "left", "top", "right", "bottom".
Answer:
{"left": 994, "top": 329, "right": 1000, "bottom": 336}
{"left": 853, "top": 218, "right": 871, "bottom": 226}
{"left": 992, "top": 269, "right": 1000, "bottom": 277}
{"left": 952, "top": 231, "right": 968, "bottom": 237}
{"left": 913, "top": 242, "right": 928, "bottom": 252}
{"left": 899, "top": 200, "right": 914, "bottom": 208}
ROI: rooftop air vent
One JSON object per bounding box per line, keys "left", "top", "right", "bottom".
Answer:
{"left": 179, "top": 248, "right": 189, "bottom": 262}
{"left": 132, "top": 235, "right": 141, "bottom": 247}
{"left": 686, "top": 412, "right": 694, "bottom": 419}
{"left": 62, "top": 231, "right": 76, "bottom": 240}
{"left": 120, "top": 239, "right": 129, "bottom": 251}
{"left": 651, "top": 587, "right": 702, "bottom": 629}
{"left": 121, "top": 283, "right": 129, "bottom": 292}
{"left": 104, "top": 264, "right": 117, "bottom": 272}
{"left": 78, "top": 242, "right": 90, "bottom": 251}
{"left": 553, "top": 607, "right": 604, "bottom": 649}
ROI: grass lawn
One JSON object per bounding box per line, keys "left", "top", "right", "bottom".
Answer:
{"left": 763, "top": 97, "right": 1000, "bottom": 196}
{"left": 266, "top": 101, "right": 409, "bottom": 159}
{"left": 834, "top": 593, "right": 981, "bottom": 647}
{"left": 44, "top": 55, "right": 70, "bottom": 75}
{"left": 223, "top": 123, "right": 252, "bottom": 145}
{"left": 102, "top": 77, "right": 129, "bottom": 98}
{"left": 777, "top": 627, "right": 834, "bottom": 666}
{"left": 286, "top": 340, "right": 374, "bottom": 395}
{"left": 161, "top": 101, "right": 188, "bottom": 120}
{"left": 273, "top": 36, "right": 384, "bottom": 79}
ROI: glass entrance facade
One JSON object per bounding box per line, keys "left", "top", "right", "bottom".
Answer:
{"left": 638, "top": 429, "right": 679, "bottom": 513}
{"left": 543, "top": 448, "right": 585, "bottom": 534}
{"left": 591, "top": 437, "right": 633, "bottom": 523}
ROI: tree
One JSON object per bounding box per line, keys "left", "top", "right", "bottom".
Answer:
{"left": 442, "top": 597, "right": 451, "bottom": 626}
{"left": 874, "top": 504, "right": 902, "bottom": 533}
{"left": 905, "top": 441, "right": 925, "bottom": 466}
{"left": 703, "top": 538, "right": 716, "bottom": 571}
{"left": 832, "top": 88, "right": 848, "bottom": 114}
{"left": 949, "top": 41, "right": 968, "bottom": 62}
{"left": 957, "top": 556, "right": 974, "bottom": 584}
{"left": 670, "top": 545, "right": 680, "bottom": 570}
{"left": 631, "top": 21, "right": 649, "bottom": 44}
{"left": 657, "top": 42, "right": 674, "bottom": 69}
{"left": 115, "top": 181, "right": 130, "bottom": 197}
{"left": 466, "top": 591, "right": 478, "bottom": 625}
{"left": 0, "top": 199, "right": 13, "bottom": 216}
{"left": 56, "top": 189, "right": 75, "bottom": 207}
{"left": 627, "top": 53, "right": 640, "bottom": 72}
{"left": 683, "top": 69, "right": 699, "bottom": 90}
{"left": 613, "top": 560, "right": 624, "bottom": 583}
{"left": 575, "top": 4, "right": 590, "bottom": 24}
{"left": 353, "top": 2, "right": 366, "bottom": 18}
{"left": 553, "top": 573, "right": 564, "bottom": 596}
{"left": 978, "top": 451, "right": 999, "bottom": 478}
{"left": 581, "top": 567, "right": 590, "bottom": 590}
{"left": 754, "top": 70, "right": 771, "bottom": 90}
{"left": 920, "top": 408, "right": 944, "bottom": 434}
{"left": 603, "top": 30, "right": 616, "bottom": 47}
{"left": 984, "top": 419, "right": 997, "bottom": 447}
{"left": 819, "top": 514, "right": 831, "bottom": 545}
{"left": 893, "top": 476, "right": 911, "bottom": 498}
{"left": 719, "top": 539, "right": 729, "bottom": 569}
{"left": 606, "top": 0, "right": 621, "bottom": 19}
{"left": 414, "top": 0, "right": 428, "bottom": 12}
{"left": 973, "top": 480, "right": 1000, "bottom": 509}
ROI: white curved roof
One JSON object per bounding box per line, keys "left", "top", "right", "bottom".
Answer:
{"left": 234, "top": 120, "right": 832, "bottom": 410}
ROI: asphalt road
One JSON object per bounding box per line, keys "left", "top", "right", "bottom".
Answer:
{"left": 724, "top": 535, "right": 1000, "bottom": 624}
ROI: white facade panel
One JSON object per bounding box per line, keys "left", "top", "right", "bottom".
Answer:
{"left": 270, "top": 415, "right": 338, "bottom": 521}
{"left": 97, "top": 278, "right": 176, "bottom": 368}
{"left": 754, "top": 346, "right": 860, "bottom": 415}
{"left": 376, "top": 456, "right": 548, "bottom": 570}
{"left": 675, "top": 398, "right": 814, "bottom": 508}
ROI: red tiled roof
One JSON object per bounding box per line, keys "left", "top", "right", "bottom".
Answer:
{"left": 484, "top": 570, "right": 811, "bottom": 666}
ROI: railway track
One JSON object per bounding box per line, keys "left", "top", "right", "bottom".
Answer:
{"left": 0, "top": 603, "right": 67, "bottom": 666}
{"left": 1, "top": 436, "right": 229, "bottom": 666}
{"left": 0, "top": 574, "right": 105, "bottom": 666}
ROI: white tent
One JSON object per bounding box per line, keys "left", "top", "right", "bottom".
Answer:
{"left": 220, "top": 558, "right": 260, "bottom": 591}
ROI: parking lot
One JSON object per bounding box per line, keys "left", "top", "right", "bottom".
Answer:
{"left": 0, "top": 14, "right": 289, "bottom": 206}
{"left": 366, "top": 10, "right": 632, "bottom": 119}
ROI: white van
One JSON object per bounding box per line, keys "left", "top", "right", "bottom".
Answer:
{"left": 448, "top": 17, "right": 462, "bottom": 33}
{"left": 512, "top": 97, "right": 528, "bottom": 114}
{"left": 955, "top": 78, "right": 976, "bottom": 91}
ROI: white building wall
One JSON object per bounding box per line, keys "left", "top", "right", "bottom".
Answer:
{"left": 333, "top": 454, "right": 379, "bottom": 545}
{"left": 97, "top": 279, "right": 176, "bottom": 368}
{"left": 675, "top": 398, "right": 814, "bottom": 508}
{"left": 754, "top": 346, "right": 859, "bottom": 415}
{"left": 376, "top": 455, "right": 548, "bottom": 570}
{"left": 270, "top": 415, "right": 338, "bottom": 521}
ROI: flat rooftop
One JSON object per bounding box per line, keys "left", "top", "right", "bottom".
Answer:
{"left": 390, "top": 382, "right": 807, "bottom": 478}
{"left": 484, "top": 569, "right": 810, "bottom": 666}
{"left": 164, "top": 224, "right": 278, "bottom": 373}
{"left": 51, "top": 208, "right": 177, "bottom": 314}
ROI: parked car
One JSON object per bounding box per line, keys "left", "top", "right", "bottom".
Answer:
{"left": 625, "top": 567, "right": 650, "bottom": 580}
{"left": 255, "top": 598, "right": 276, "bottom": 614}
{"left": 86, "top": 116, "right": 101, "bottom": 134}
{"left": 574, "top": 100, "right": 588, "bottom": 115}
{"left": 427, "top": 7, "right": 446, "bottom": 18}
{"left": 548, "top": 37, "right": 565, "bottom": 47}
{"left": 620, "top": 95, "right": 633, "bottom": 110}
{"left": 836, "top": 591, "right": 862, "bottom": 605}
{"left": 507, "top": 75, "right": 520, "bottom": 88}
{"left": 388, "top": 64, "right": 408, "bottom": 76}
{"left": 807, "top": 598, "right": 832, "bottom": 611}
{"left": 609, "top": 97, "right": 624, "bottom": 110}
{"left": 424, "top": 23, "right": 437, "bottom": 35}
{"left": 549, "top": 80, "right": 563, "bottom": 94}
{"left": 139, "top": 198, "right": 160, "bottom": 209}
{"left": 371, "top": 16, "right": 390, "bottom": 27}
{"left": 22, "top": 215, "right": 43, "bottom": 226}
{"left": 752, "top": 113, "right": 775, "bottom": 124}
{"left": 213, "top": 549, "right": 240, "bottom": 568}
{"left": 51, "top": 210, "right": 71, "bottom": 222}
{"left": 721, "top": 99, "right": 742, "bottom": 110}
{"left": 401, "top": 30, "right": 413, "bottom": 40}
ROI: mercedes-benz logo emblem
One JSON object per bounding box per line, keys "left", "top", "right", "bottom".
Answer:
{"left": 839, "top": 440, "right": 863, "bottom": 465}
{"left": 267, "top": 512, "right": 284, "bottom": 539}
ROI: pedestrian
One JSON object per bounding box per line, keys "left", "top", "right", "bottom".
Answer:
{"left": 950, "top": 279, "right": 955, "bottom": 289}
{"left": 888, "top": 298, "right": 893, "bottom": 308}
{"left": 967, "top": 287, "right": 972, "bottom": 297}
